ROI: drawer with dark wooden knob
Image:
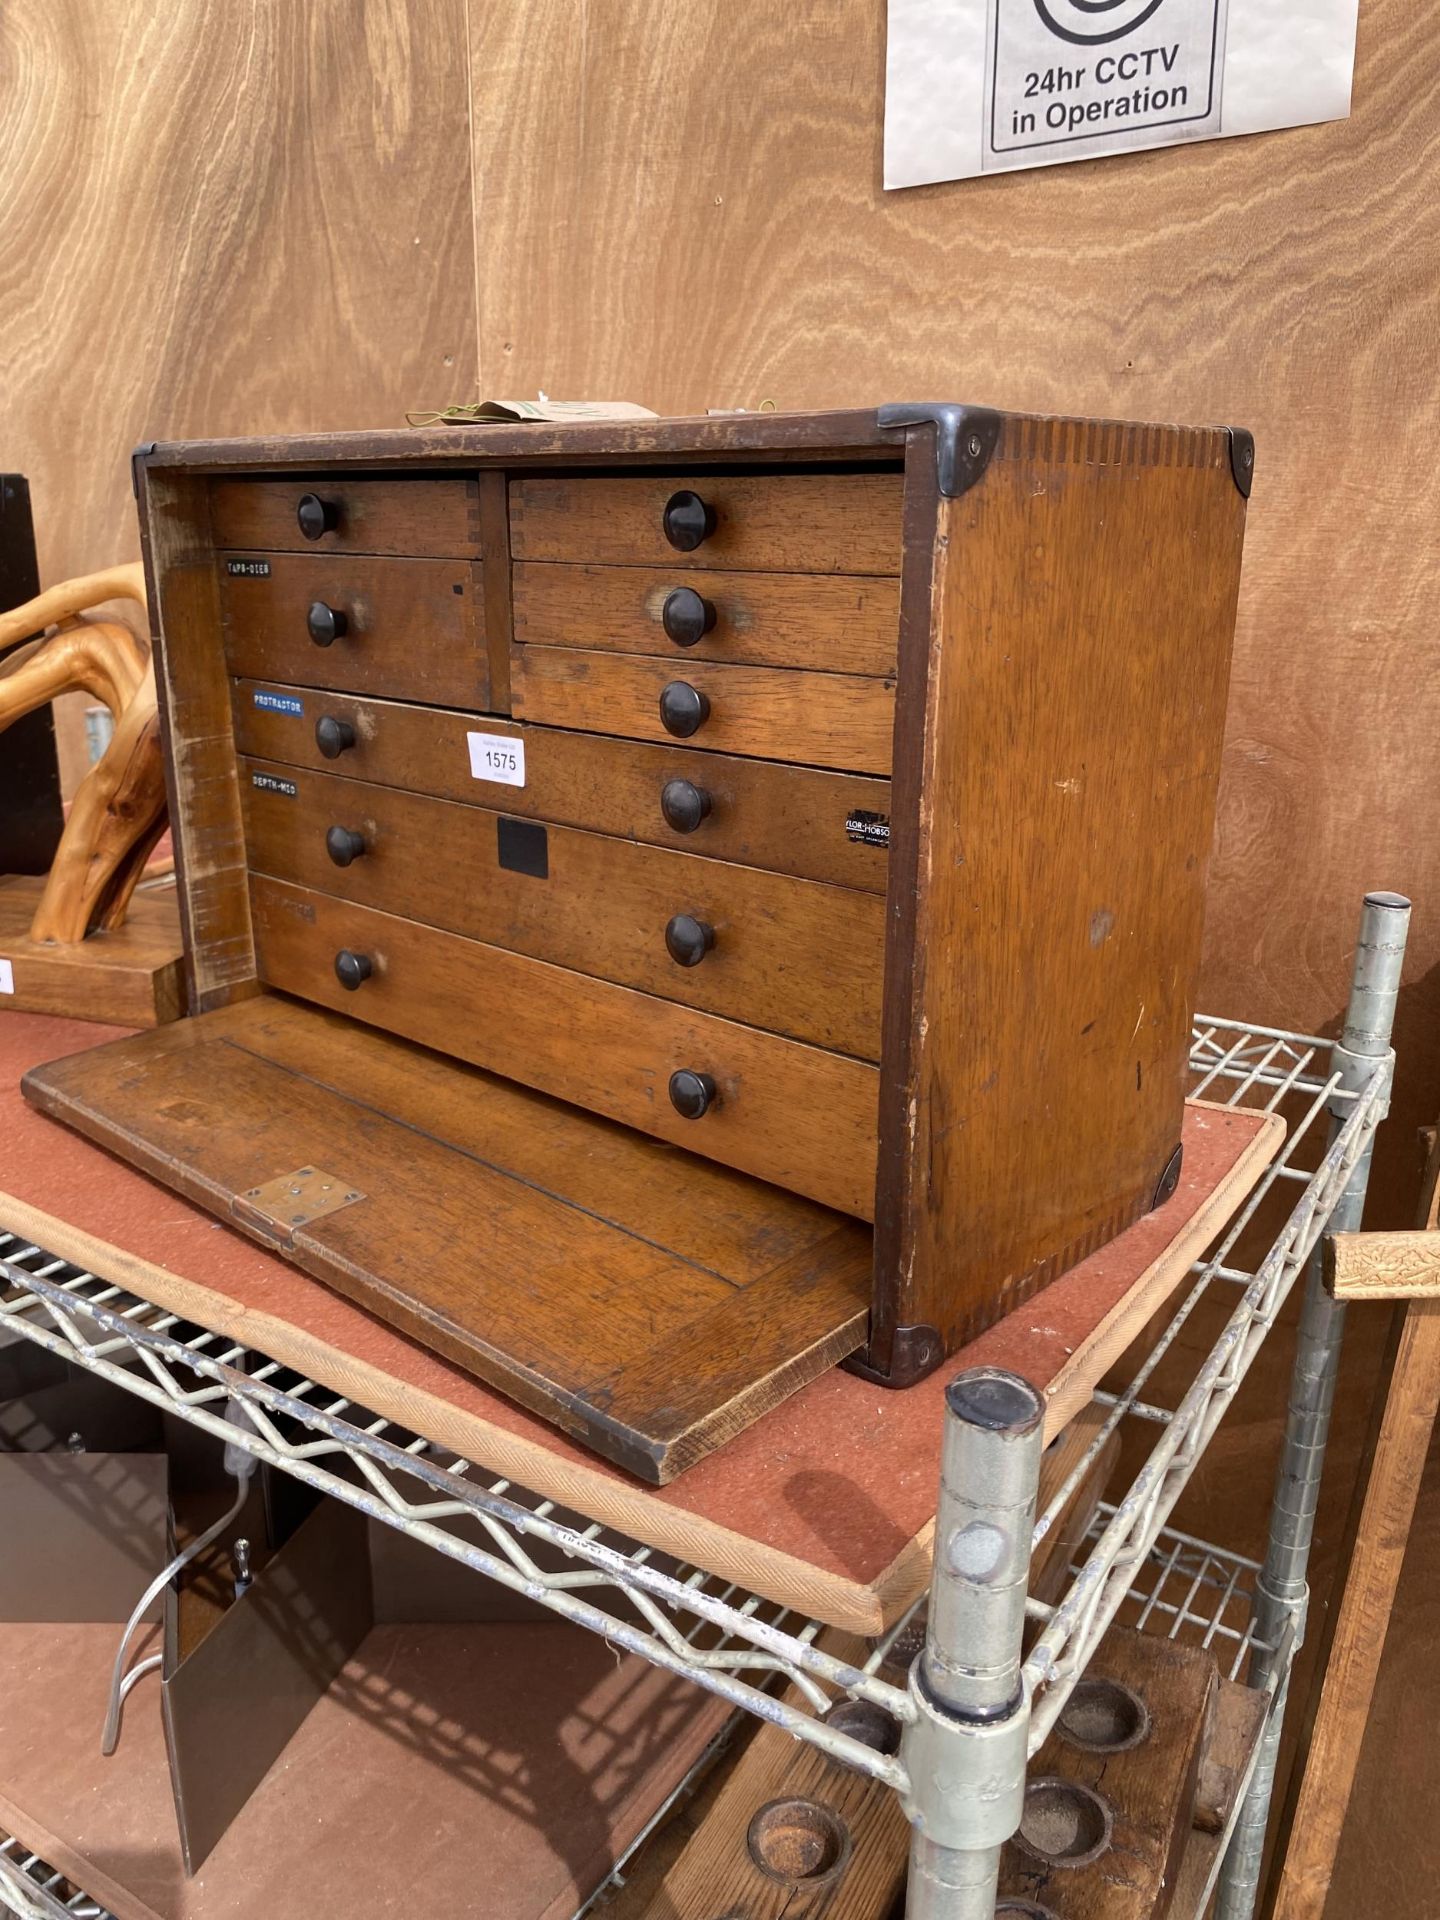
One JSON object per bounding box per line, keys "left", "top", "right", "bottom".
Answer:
{"left": 658, "top": 680, "right": 709, "bottom": 739}
{"left": 333, "top": 948, "right": 373, "bottom": 990}
{"left": 219, "top": 552, "right": 487, "bottom": 707}
{"left": 239, "top": 757, "right": 887, "bottom": 1056}
{"left": 664, "top": 914, "right": 715, "bottom": 968}
{"left": 513, "top": 562, "right": 899, "bottom": 675}
{"left": 248, "top": 873, "right": 880, "bottom": 1219}
{"left": 325, "top": 825, "right": 367, "bottom": 867}
{"left": 509, "top": 471, "right": 903, "bottom": 574}
{"left": 668, "top": 1069, "right": 717, "bottom": 1118}
{"left": 306, "top": 600, "right": 348, "bottom": 646}
{"left": 297, "top": 493, "right": 341, "bottom": 542}
{"left": 513, "top": 647, "right": 895, "bottom": 776}
{"left": 210, "top": 476, "right": 481, "bottom": 556}
{"left": 233, "top": 684, "right": 893, "bottom": 893}
{"left": 659, "top": 778, "right": 711, "bottom": 835}
{"left": 661, "top": 586, "right": 715, "bottom": 646}
{"left": 314, "top": 713, "right": 357, "bottom": 760}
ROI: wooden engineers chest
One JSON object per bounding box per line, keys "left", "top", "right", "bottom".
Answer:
{"left": 24, "top": 406, "right": 1251, "bottom": 1481}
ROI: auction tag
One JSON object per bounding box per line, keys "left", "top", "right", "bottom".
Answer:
{"left": 0, "top": 959, "right": 14, "bottom": 995}
{"left": 467, "top": 731, "right": 526, "bottom": 788}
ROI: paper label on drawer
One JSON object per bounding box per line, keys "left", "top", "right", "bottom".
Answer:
{"left": 0, "top": 959, "right": 13, "bottom": 995}
{"left": 846, "top": 810, "right": 891, "bottom": 848}
{"left": 467, "top": 731, "right": 525, "bottom": 787}
{"left": 253, "top": 689, "right": 304, "bottom": 716}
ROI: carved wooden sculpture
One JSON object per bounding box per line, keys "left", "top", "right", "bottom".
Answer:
{"left": 0, "top": 563, "right": 165, "bottom": 942}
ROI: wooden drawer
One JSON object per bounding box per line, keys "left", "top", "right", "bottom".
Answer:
{"left": 210, "top": 475, "right": 481, "bottom": 556}
{"left": 512, "top": 562, "right": 899, "bottom": 676}
{"left": 512, "top": 648, "right": 895, "bottom": 777}
{"left": 232, "top": 683, "right": 893, "bottom": 893}
{"left": 249, "top": 874, "right": 879, "bottom": 1218}
{"left": 240, "top": 758, "right": 885, "bottom": 1057}
{"left": 509, "top": 472, "right": 903, "bottom": 574}
{"left": 220, "top": 554, "right": 489, "bottom": 708}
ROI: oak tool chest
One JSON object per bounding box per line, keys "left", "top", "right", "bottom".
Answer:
{"left": 23, "top": 405, "right": 1251, "bottom": 1482}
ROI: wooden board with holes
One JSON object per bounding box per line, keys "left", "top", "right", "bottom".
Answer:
{"left": 998, "top": 1627, "right": 1218, "bottom": 1918}
{"left": 1, "top": 1012, "right": 1280, "bottom": 1633}
{"left": 611, "top": 1410, "right": 1121, "bottom": 1918}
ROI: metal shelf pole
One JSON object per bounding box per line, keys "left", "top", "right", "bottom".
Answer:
{"left": 1215, "top": 891, "right": 1410, "bottom": 1919}
{"left": 901, "top": 1368, "right": 1045, "bottom": 1918}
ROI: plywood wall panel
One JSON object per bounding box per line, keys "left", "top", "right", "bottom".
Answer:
{"left": 0, "top": 0, "right": 477, "bottom": 790}
{"left": 470, "top": 0, "right": 1440, "bottom": 1219}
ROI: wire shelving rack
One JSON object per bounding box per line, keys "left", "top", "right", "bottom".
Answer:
{"left": 0, "top": 892, "right": 1407, "bottom": 1917}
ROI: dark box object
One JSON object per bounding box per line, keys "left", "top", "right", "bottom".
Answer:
{"left": 0, "top": 475, "right": 64, "bottom": 875}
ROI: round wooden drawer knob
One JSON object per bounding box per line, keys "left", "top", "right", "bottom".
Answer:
{"left": 333, "top": 949, "right": 373, "bottom": 990}
{"left": 665, "top": 913, "right": 715, "bottom": 967}
{"left": 297, "top": 493, "right": 340, "bottom": 541}
{"left": 662, "top": 490, "right": 716, "bottom": 553}
{"left": 326, "top": 826, "right": 367, "bottom": 868}
{"left": 669, "top": 1069, "right": 718, "bottom": 1119}
{"left": 314, "top": 715, "right": 356, "bottom": 759}
{"left": 307, "top": 601, "right": 349, "bottom": 646}
{"left": 661, "top": 587, "right": 716, "bottom": 647}
{"left": 659, "top": 681, "right": 709, "bottom": 738}
{"left": 660, "top": 779, "right": 711, "bottom": 833}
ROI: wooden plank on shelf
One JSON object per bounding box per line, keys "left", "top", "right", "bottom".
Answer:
{"left": 1268, "top": 1126, "right": 1440, "bottom": 1919}
{"left": 1171, "top": 1674, "right": 1270, "bottom": 1913}
{"left": 0, "top": 1010, "right": 1281, "bottom": 1635}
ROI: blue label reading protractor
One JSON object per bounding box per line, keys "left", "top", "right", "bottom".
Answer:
{"left": 253, "top": 689, "right": 305, "bottom": 717}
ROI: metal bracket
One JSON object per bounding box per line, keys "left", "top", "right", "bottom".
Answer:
{"left": 1226, "top": 427, "right": 1256, "bottom": 498}
{"left": 877, "top": 404, "right": 1003, "bottom": 498}
{"left": 130, "top": 441, "right": 158, "bottom": 500}
{"left": 232, "top": 1167, "right": 366, "bottom": 1247}
{"left": 1152, "top": 1143, "right": 1185, "bottom": 1209}
{"left": 900, "top": 1665, "right": 1031, "bottom": 1853}
{"left": 1328, "top": 1044, "right": 1395, "bottom": 1125}
{"left": 844, "top": 1322, "right": 946, "bottom": 1388}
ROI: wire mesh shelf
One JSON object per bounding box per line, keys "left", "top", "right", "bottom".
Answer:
{"left": 0, "top": 1834, "right": 113, "bottom": 1920}
{"left": 0, "top": 1015, "right": 1391, "bottom": 1802}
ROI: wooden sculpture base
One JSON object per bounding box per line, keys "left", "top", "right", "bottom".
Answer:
{"left": 0, "top": 875, "right": 184, "bottom": 1027}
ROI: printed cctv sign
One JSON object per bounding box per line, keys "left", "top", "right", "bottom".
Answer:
{"left": 885, "top": 0, "right": 1360, "bottom": 186}
{"left": 989, "top": 0, "right": 1224, "bottom": 163}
